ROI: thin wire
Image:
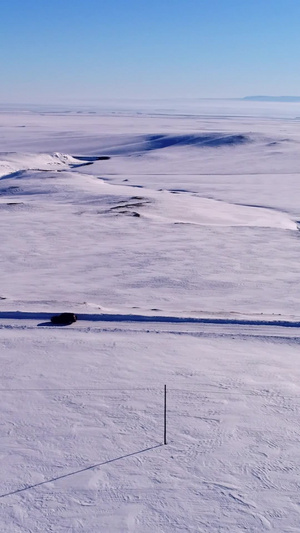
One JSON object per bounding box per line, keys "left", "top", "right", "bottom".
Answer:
{"left": 0, "top": 387, "right": 299, "bottom": 399}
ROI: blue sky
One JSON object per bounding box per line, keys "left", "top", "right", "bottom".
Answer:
{"left": 1, "top": 0, "right": 300, "bottom": 103}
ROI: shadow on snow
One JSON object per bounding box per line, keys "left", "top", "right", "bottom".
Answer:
{"left": 0, "top": 311, "right": 299, "bottom": 328}
{"left": 0, "top": 444, "right": 162, "bottom": 499}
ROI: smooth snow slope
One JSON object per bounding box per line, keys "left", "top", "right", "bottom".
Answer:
{"left": 0, "top": 104, "right": 300, "bottom": 532}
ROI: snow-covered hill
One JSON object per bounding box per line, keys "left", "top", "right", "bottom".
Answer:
{"left": 1, "top": 107, "right": 300, "bottom": 532}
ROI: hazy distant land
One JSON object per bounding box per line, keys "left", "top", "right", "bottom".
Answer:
{"left": 244, "top": 95, "right": 300, "bottom": 102}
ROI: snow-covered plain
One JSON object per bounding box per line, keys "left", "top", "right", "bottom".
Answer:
{"left": 1, "top": 101, "right": 300, "bottom": 532}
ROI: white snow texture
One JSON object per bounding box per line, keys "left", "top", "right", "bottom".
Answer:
{"left": 1, "top": 101, "right": 300, "bottom": 532}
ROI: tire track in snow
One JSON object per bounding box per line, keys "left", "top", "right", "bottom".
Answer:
{"left": 1, "top": 311, "right": 300, "bottom": 342}
{"left": 1, "top": 310, "right": 300, "bottom": 328}
{"left": 2, "top": 323, "right": 300, "bottom": 347}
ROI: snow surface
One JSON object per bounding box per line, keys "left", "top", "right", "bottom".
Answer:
{"left": 1, "top": 103, "right": 300, "bottom": 532}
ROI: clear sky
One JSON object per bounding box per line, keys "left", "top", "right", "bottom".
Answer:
{"left": 1, "top": 0, "right": 300, "bottom": 103}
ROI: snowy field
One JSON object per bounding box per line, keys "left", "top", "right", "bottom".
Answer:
{"left": 1, "top": 101, "right": 300, "bottom": 531}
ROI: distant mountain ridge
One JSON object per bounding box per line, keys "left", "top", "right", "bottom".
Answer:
{"left": 244, "top": 96, "right": 300, "bottom": 102}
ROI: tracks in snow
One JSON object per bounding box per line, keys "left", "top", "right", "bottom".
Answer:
{"left": 0, "top": 311, "right": 300, "bottom": 340}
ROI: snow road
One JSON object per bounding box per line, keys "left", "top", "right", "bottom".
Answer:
{"left": 1, "top": 313, "right": 300, "bottom": 340}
